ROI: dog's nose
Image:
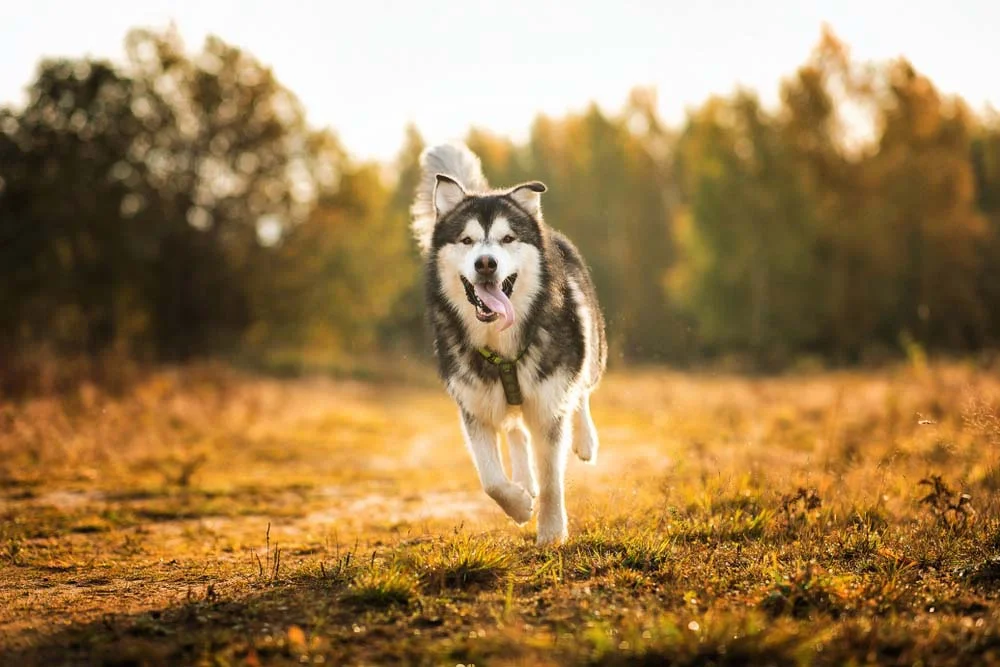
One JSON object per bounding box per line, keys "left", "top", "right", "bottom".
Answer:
{"left": 475, "top": 255, "right": 498, "bottom": 277}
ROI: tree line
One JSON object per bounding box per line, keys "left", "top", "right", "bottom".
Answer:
{"left": 2, "top": 27, "right": 999, "bottom": 379}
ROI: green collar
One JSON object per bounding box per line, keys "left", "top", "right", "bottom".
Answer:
{"left": 477, "top": 345, "right": 528, "bottom": 405}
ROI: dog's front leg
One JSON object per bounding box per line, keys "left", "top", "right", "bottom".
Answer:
{"left": 507, "top": 423, "right": 538, "bottom": 498}
{"left": 530, "top": 411, "right": 573, "bottom": 546}
{"left": 460, "top": 410, "right": 534, "bottom": 525}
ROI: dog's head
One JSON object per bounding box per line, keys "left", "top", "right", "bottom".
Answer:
{"left": 431, "top": 176, "right": 546, "bottom": 332}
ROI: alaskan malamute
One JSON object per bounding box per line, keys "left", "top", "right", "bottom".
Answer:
{"left": 411, "top": 143, "right": 607, "bottom": 545}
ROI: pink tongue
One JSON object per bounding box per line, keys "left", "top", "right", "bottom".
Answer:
{"left": 474, "top": 283, "right": 515, "bottom": 331}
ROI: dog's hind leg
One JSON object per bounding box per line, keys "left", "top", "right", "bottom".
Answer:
{"left": 572, "top": 392, "right": 599, "bottom": 465}
{"left": 460, "top": 410, "right": 534, "bottom": 525}
{"left": 507, "top": 422, "right": 538, "bottom": 498}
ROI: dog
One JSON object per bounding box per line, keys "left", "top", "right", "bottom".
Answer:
{"left": 411, "top": 142, "right": 607, "bottom": 545}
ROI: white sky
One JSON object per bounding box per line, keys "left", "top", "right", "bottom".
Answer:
{"left": 2, "top": 0, "right": 997, "bottom": 161}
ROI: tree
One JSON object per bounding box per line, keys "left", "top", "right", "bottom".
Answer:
{"left": 671, "top": 92, "right": 823, "bottom": 366}
{"left": 970, "top": 111, "right": 1000, "bottom": 346}
{"left": 869, "top": 60, "right": 987, "bottom": 349}
{"left": 0, "top": 27, "right": 323, "bottom": 360}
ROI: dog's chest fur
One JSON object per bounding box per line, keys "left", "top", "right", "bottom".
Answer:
{"left": 443, "top": 337, "right": 573, "bottom": 429}
{"left": 429, "top": 234, "right": 605, "bottom": 430}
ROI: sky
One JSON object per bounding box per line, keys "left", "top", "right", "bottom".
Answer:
{"left": 2, "top": 0, "right": 997, "bottom": 162}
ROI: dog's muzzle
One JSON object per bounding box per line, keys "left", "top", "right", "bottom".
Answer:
{"left": 461, "top": 274, "right": 517, "bottom": 323}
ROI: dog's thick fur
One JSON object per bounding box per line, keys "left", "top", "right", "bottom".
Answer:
{"left": 412, "top": 143, "right": 607, "bottom": 545}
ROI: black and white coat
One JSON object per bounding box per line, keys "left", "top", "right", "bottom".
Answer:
{"left": 411, "top": 143, "right": 607, "bottom": 545}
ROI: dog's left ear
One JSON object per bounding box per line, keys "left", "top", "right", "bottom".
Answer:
{"left": 508, "top": 181, "right": 547, "bottom": 217}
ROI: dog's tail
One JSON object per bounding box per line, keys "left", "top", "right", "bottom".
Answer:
{"left": 411, "top": 142, "right": 488, "bottom": 256}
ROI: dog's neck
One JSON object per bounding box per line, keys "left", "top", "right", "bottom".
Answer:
{"left": 467, "top": 319, "right": 530, "bottom": 361}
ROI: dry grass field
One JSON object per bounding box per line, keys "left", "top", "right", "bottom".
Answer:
{"left": 2, "top": 362, "right": 1000, "bottom": 665}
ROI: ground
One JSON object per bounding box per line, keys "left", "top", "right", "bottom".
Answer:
{"left": 1, "top": 362, "right": 1000, "bottom": 666}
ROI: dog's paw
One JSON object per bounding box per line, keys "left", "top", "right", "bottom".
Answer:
{"left": 573, "top": 438, "right": 598, "bottom": 465}
{"left": 535, "top": 522, "right": 568, "bottom": 547}
{"left": 487, "top": 483, "right": 535, "bottom": 525}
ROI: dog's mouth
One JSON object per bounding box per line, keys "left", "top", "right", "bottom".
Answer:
{"left": 461, "top": 274, "right": 517, "bottom": 329}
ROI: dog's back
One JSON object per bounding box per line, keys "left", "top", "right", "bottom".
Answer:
{"left": 550, "top": 230, "right": 607, "bottom": 390}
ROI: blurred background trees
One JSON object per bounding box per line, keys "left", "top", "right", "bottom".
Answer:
{"left": 2, "top": 27, "right": 999, "bottom": 381}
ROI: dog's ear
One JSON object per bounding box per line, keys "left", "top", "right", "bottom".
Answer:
{"left": 434, "top": 174, "right": 466, "bottom": 219}
{"left": 508, "top": 181, "right": 547, "bottom": 217}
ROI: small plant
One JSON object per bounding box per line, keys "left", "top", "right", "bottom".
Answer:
{"left": 619, "top": 535, "right": 673, "bottom": 573}
{"left": 761, "top": 563, "right": 847, "bottom": 619}
{"left": 250, "top": 522, "right": 282, "bottom": 583}
{"left": 780, "top": 487, "right": 822, "bottom": 529}
{"left": 423, "top": 535, "right": 514, "bottom": 590}
{"left": 832, "top": 524, "right": 883, "bottom": 572}
{"left": 5, "top": 537, "right": 23, "bottom": 566}
{"left": 319, "top": 540, "right": 361, "bottom": 586}
{"left": 850, "top": 506, "right": 889, "bottom": 533}
{"left": 918, "top": 475, "right": 974, "bottom": 528}
{"left": 344, "top": 567, "right": 416, "bottom": 608}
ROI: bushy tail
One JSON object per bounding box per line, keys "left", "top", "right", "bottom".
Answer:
{"left": 411, "top": 142, "right": 488, "bottom": 256}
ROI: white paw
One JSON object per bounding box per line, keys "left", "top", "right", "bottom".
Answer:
{"left": 535, "top": 521, "right": 568, "bottom": 547}
{"left": 573, "top": 438, "right": 598, "bottom": 465}
{"left": 487, "top": 483, "right": 535, "bottom": 525}
{"left": 536, "top": 507, "right": 568, "bottom": 546}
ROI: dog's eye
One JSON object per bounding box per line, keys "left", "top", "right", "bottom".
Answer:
{"left": 460, "top": 237, "right": 473, "bottom": 245}
{"left": 501, "top": 235, "right": 516, "bottom": 244}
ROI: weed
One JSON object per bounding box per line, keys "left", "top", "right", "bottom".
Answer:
{"left": 918, "top": 475, "right": 974, "bottom": 528}
{"left": 833, "top": 526, "right": 882, "bottom": 567}
{"left": 343, "top": 567, "right": 417, "bottom": 609}
{"left": 250, "top": 522, "right": 282, "bottom": 583}
{"left": 5, "top": 537, "right": 23, "bottom": 566}
{"left": 850, "top": 505, "right": 889, "bottom": 533}
{"left": 761, "top": 563, "right": 849, "bottom": 619}
{"left": 318, "top": 540, "right": 361, "bottom": 586}
{"left": 422, "top": 535, "right": 515, "bottom": 590}
{"left": 780, "top": 487, "right": 822, "bottom": 529}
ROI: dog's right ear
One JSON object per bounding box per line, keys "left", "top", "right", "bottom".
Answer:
{"left": 434, "top": 174, "right": 466, "bottom": 219}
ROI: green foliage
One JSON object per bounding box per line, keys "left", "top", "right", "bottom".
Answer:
{"left": 671, "top": 91, "right": 824, "bottom": 366}
{"left": 2, "top": 26, "right": 1000, "bottom": 372}
{"left": 669, "top": 32, "right": 996, "bottom": 367}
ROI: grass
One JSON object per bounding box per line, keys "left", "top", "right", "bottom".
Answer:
{"left": 344, "top": 567, "right": 418, "bottom": 608}
{"left": 2, "top": 361, "right": 1000, "bottom": 665}
{"left": 421, "top": 534, "right": 516, "bottom": 591}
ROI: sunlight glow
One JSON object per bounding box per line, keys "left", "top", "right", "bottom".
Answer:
{"left": 1, "top": 1, "right": 997, "bottom": 161}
